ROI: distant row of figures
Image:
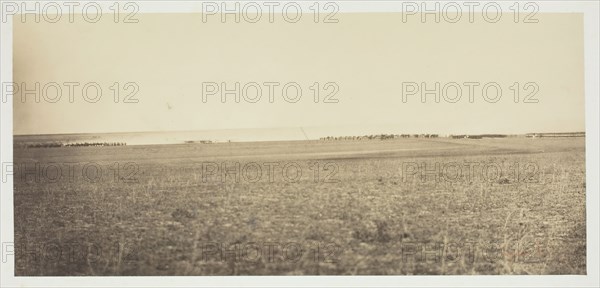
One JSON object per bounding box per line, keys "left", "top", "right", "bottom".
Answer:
{"left": 320, "top": 132, "right": 586, "bottom": 141}
{"left": 525, "top": 132, "right": 586, "bottom": 138}
{"left": 320, "top": 134, "right": 440, "bottom": 140}
{"left": 15, "top": 142, "right": 127, "bottom": 148}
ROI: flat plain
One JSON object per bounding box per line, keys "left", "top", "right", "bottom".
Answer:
{"left": 13, "top": 137, "right": 586, "bottom": 275}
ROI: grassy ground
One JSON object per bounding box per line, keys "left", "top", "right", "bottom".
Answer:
{"left": 13, "top": 137, "right": 586, "bottom": 275}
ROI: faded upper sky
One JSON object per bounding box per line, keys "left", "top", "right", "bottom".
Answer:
{"left": 13, "top": 13, "right": 584, "bottom": 137}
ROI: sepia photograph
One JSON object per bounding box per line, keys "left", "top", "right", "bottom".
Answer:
{"left": 1, "top": 1, "right": 599, "bottom": 287}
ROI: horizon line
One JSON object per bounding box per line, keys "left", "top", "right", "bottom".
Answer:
{"left": 13, "top": 129, "right": 587, "bottom": 138}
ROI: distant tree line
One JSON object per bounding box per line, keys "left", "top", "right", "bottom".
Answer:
{"left": 15, "top": 142, "right": 127, "bottom": 148}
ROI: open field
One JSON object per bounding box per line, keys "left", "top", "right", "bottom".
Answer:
{"left": 13, "top": 137, "right": 586, "bottom": 275}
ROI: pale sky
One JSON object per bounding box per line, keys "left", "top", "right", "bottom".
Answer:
{"left": 13, "top": 13, "right": 584, "bottom": 136}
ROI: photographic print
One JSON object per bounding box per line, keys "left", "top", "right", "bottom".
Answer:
{"left": 1, "top": 1, "right": 598, "bottom": 287}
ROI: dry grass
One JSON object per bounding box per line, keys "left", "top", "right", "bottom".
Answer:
{"left": 13, "top": 137, "right": 585, "bottom": 275}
